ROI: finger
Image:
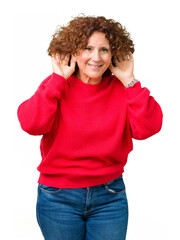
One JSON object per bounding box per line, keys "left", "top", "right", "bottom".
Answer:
{"left": 112, "top": 57, "right": 119, "bottom": 65}
{"left": 123, "top": 54, "right": 130, "bottom": 61}
{"left": 55, "top": 53, "right": 61, "bottom": 60}
{"left": 51, "top": 53, "right": 60, "bottom": 66}
{"left": 121, "top": 53, "right": 130, "bottom": 61}
{"left": 70, "top": 55, "right": 76, "bottom": 67}
{"left": 127, "top": 51, "right": 133, "bottom": 60}
{"left": 122, "top": 55, "right": 126, "bottom": 61}
{"left": 116, "top": 56, "right": 120, "bottom": 62}
{"left": 51, "top": 53, "right": 58, "bottom": 64}
{"left": 62, "top": 54, "right": 70, "bottom": 65}
{"left": 117, "top": 55, "right": 124, "bottom": 62}
{"left": 51, "top": 53, "right": 58, "bottom": 61}
{"left": 71, "top": 55, "right": 76, "bottom": 62}
{"left": 128, "top": 51, "right": 133, "bottom": 56}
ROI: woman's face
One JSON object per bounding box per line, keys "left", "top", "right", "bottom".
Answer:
{"left": 75, "top": 32, "right": 112, "bottom": 84}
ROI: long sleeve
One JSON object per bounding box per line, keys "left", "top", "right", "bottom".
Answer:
{"left": 17, "top": 73, "right": 67, "bottom": 135}
{"left": 125, "top": 81, "right": 163, "bottom": 140}
{"left": 17, "top": 74, "right": 163, "bottom": 188}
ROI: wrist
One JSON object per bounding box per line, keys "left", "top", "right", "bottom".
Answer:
{"left": 53, "top": 70, "right": 68, "bottom": 80}
{"left": 121, "top": 75, "right": 136, "bottom": 87}
{"left": 124, "top": 79, "right": 138, "bottom": 88}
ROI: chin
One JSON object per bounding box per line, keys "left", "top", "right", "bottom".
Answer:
{"left": 88, "top": 70, "right": 107, "bottom": 79}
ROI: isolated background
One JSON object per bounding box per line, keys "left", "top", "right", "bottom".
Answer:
{"left": 1, "top": 0, "right": 180, "bottom": 239}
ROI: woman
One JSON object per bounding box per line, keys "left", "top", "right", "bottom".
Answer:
{"left": 17, "top": 15, "right": 163, "bottom": 240}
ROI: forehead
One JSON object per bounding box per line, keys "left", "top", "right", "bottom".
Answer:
{"left": 87, "top": 32, "right": 110, "bottom": 46}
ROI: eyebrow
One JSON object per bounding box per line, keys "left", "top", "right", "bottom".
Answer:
{"left": 86, "top": 45, "right": 110, "bottom": 49}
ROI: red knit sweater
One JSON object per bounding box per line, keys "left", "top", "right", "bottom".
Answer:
{"left": 17, "top": 73, "right": 163, "bottom": 188}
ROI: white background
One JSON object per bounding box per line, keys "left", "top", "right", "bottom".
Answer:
{"left": 1, "top": 0, "right": 180, "bottom": 239}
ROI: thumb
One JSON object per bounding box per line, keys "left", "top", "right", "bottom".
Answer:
{"left": 70, "top": 55, "right": 76, "bottom": 67}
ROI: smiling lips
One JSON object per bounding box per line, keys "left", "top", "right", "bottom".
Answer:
{"left": 87, "top": 63, "right": 103, "bottom": 69}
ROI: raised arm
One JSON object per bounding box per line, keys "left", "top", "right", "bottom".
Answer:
{"left": 17, "top": 53, "right": 76, "bottom": 135}
{"left": 17, "top": 73, "right": 67, "bottom": 135}
{"left": 110, "top": 52, "right": 163, "bottom": 139}
{"left": 125, "top": 82, "right": 163, "bottom": 139}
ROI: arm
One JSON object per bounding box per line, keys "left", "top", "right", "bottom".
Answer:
{"left": 17, "top": 73, "right": 67, "bottom": 135}
{"left": 109, "top": 52, "right": 163, "bottom": 139}
{"left": 125, "top": 81, "right": 163, "bottom": 140}
{"left": 17, "top": 53, "right": 76, "bottom": 135}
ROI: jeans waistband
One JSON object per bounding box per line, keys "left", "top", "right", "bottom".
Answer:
{"left": 92, "top": 175, "right": 123, "bottom": 188}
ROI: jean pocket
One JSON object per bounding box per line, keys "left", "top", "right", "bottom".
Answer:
{"left": 39, "top": 184, "right": 62, "bottom": 194}
{"left": 104, "top": 176, "right": 126, "bottom": 195}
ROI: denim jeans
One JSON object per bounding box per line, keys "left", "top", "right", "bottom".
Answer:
{"left": 36, "top": 175, "right": 128, "bottom": 240}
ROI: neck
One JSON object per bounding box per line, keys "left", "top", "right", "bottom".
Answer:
{"left": 76, "top": 72, "right": 102, "bottom": 85}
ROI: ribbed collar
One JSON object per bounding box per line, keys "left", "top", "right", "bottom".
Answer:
{"left": 67, "top": 74, "right": 111, "bottom": 93}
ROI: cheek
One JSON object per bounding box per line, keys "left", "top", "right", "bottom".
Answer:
{"left": 104, "top": 56, "right": 112, "bottom": 66}
{"left": 103, "top": 52, "right": 112, "bottom": 63}
{"left": 76, "top": 52, "right": 89, "bottom": 65}
{"left": 76, "top": 57, "right": 86, "bottom": 68}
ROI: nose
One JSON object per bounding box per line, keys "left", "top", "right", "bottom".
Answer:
{"left": 92, "top": 49, "right": 101, "bottom": 62}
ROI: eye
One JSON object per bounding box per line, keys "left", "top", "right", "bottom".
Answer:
{"left": 101, "top": 47, "right": 109, "bottom": 52}
{"left": 85, "top": 47, "right": 92, "bottom": 51}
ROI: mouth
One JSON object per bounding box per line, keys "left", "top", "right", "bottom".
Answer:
{"left": 87, "top": 63, "right": 103, "bottom": 69}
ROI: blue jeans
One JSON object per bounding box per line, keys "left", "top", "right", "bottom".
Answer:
{"left": 36, "top": 175, "right": 128, "bottom": 240}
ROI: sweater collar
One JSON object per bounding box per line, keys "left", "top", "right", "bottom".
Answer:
{"left": 67, "top": 74, "right": 111, "bottom": 92}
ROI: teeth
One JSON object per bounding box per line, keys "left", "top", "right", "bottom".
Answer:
{"left": 88, "top": 63, "right": 102, "bottom": 68}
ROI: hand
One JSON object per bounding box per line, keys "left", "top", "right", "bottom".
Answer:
{"left": 109, "top": 51, "right": 135, "bottom": 86}
{"left": 51, "top": 53, "right": 76, "bottom": 79}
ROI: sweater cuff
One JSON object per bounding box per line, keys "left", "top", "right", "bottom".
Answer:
{"left": 47, "top": 72, "right": 67, "bottom": 90}
{"left": 124, "top": 81, "right": 144, "bottom": 99}
{"left": 44, "top": 73, "right": 67, "bottom": 98}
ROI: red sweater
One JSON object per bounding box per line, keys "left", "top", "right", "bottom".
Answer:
{"left": 17, "top": 73, "right": 163, "bottom": 188}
